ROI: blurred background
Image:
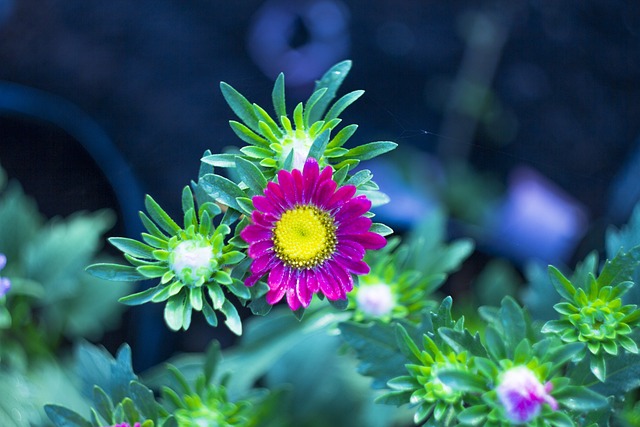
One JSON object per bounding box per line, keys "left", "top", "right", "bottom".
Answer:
{"left": 1, "top": 0, "right": 639, "bottom": 369}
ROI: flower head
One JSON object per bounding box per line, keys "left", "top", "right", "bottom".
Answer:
{"left": 241, "top": 158, "right": 386, "bottom": 310}
{"left": 496, "top": 366, "right": 558, "bottom": 424}
{"left": 355, "top": 283, "right": 395, "bottom": 317}
{"left": 0, "top": 254, "right": 10, "bottom": 297}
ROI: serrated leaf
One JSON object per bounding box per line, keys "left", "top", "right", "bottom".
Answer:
{"left": 129, "top": 381, "right": 158, "bottom": 420}
{"left": 339, "top": 321, "right": 410, "bottom": 388}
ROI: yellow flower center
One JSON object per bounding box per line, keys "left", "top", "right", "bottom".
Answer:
{"left": 273, "top": 205, "right": 337, "bottom": 268}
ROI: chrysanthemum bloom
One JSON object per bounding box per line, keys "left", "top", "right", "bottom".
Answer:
{"left": 0, "top": 254, "right": 10, "bottom": 297}
{"left": 241, "top": 158, "right": 387, "bottom": 310}
{"left": 496, "top": 366, "right": 558, "bottom": 424}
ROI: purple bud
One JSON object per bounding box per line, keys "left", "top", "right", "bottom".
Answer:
{"left": 496, "top": 366, "right": 558, "bottom": 424}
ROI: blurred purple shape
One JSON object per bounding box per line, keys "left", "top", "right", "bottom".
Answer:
{"left": 0, "top": 253, "right": 10, "bottom": 297}
{"left": 487, "top": 166, "right": 587, "bottom": 263}
{"left": 247, "top": 0, "right": 350, "bottom": 88}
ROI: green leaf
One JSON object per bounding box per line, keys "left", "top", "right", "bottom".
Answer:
{"left": 590, "top": 355, "right": 606, "bottom": 382}
{"left": 220, "top": 81, "right": 259, "bottom": 131}
{"left": 92, "top": 386, "right": 113, "bottom": 424}
{"left": 439, "top": 327, "right": 487, "bottom": 358}
{"left": 198, "top": 173, "right": 245, "bottom": 211}
{"left": 370, "top": 223, "right": 393, "bottom": 237}
{"left": 164, "top": 295, "right": 186, "bottom": 331}
{"left": 221, "top": 299, "right": 242, "bottom": 335}
{"left": 555, "top": 386, "right": 608, "bottom": 411}
{"left": 228, "top": 121, "right": 269, "bottom": 147}
{"left": 345, "top": 141, "right": 398, "bottom": 161}
{"left": 235, "top": 157, "right": 267, "bottom": 195}
{"left": 308, "top": 60, "right": 352, "bottom": 123}
{"left": 129, "top": 381, "right": 158, "bottom": 420}
{"left": 145, "top": 195, "right": 181, "bottom": 235}
{"left": 437, "top": 369, "right": 486, "bottom": 393}
{"left": 201, "top": 153, "right": 237, "bottom": 168}
{"left": 86, "top": 263, "right": 145, "bottom": 281}
{"left": 457, "top": 405, "right": 488, "bottom": 426}
{"left": 598, "top": 246, "right": 640, "bottom": 288}
{"left": 328, "top": 123, "right": 358, "bottom": 148}
{"left": 324, "top": 90, "right": 365, "bottom": 121}
{"left": 44, "top": 405, "right": 91, "bottom": 427}
{"left": 304, "top": 87, "right": 328, "bottom": 128}
{"left": 499, "top": 296, "right": 527, "bottom": 353}
{"left": 548, "top": 265, "right": 576, "bottom": 300}
{"left": 109, "top": 237, "right": 155, "bottom": 259}
{"left": 339, "top": 321, "right": 411, "bottom": 389}
{"left": 272, "top": 72, "right": 287, "bottom": 119}
{"left": 307, "top": 129, "right": 331, "bottom": 161}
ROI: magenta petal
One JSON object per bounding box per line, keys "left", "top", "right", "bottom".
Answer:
{"left": 241, "top": 224, "right": 272, "bottom": 243}
{"left": 318, "top": 165, "right": 333, "bottom": 183}
{"left": 306, "top": 269, "right": 319, "bottom": 293}
{"left": 327, "top": 262, "right": 353, "bottom": 295}
{"left": 286, "top": 286, "right": 301, "bottom": 311}
{"left": 252, "top": 195, "right": 276, "bottom": 213}
{"left": 335, "top": 197, "right": 371, "bottom": 223}
{"left": 337, "top": 216, "right": 372, "bottom": 235}
{"left": 251, "top": 211, "right": 273, "bottom": 228}
{"left": 265, "top": 181, "right": 286, "bottom": 205}
{"left": 278, "top": 169, "right": 297, "bottom": 207}
{"left": 245, "top": 273, "right": 262, "bottom": 287}
{"left": 250, "top": 253, "right": 277, "bottom": 274}
{"left": 345, "top": 232, "right": 387, "bottom": 250}
{"left": 313, "top": 179, "right": 337, "bottom": 208}
{"left": 268, "top": 263, "right": 286, "bottom": 290}
{"left": 302, "top": 158, "right": 319, "bottom": 199}
{"left": 317, "top": 266, "right": 341, "bottom": 300}
{"left": 325, "top": 185, "right": 357, "bottom": 210}
{"left": 336, "top": 240, "right": 366, "bottom": 260}
{"left": 291, "top": 168, "right": 304, "bottom": 204}
{"left": 266, "top": 286, "right": 286, "bottom": 305}
{"left": 248, "top": 239, "right": 274, "bottom": 259}
{"left": 296, "top": 270, "right": 313, "bottom": 307}
{"left": 335, "top": 254, "right": 370, "bottom": 275}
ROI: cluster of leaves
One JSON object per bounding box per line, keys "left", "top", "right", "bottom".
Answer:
{"left": 89, "top": 60, "right": 396, "bottom": 333}
{"left": 348, "top": 209, "right": 474, "bottom": 322}
{"left": 341, "top": 297, "right": 609, "bottom": 426}
{"left": 0, "top": 164, "right": 131, "bottom": 427}
{"left": 45, "top": 341, "right": 277, "bottom": 427}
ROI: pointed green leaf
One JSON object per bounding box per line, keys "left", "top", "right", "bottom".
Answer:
{"left": 44, "top": 405, "right": 92, "bottom": 427}
{"left": 328, "top": 123, "right": 358, "bottom": 148}
{"left": 220, "top": 81, "right": 259, "bottom": 131}
{"left": 109, "top": 237, "right": 155, "bottom": 259}
{"left": 164, "top": 295, "right": 186, "bottom": 331}
{"left": 307, "top": 129, "right": 331, "bottom": 161}
{"left": 86, "top": 263, "right": 145, "bottom": 281}
{"left": 235, "top": 157, "right": 267, "bottom": 195}
{"left": 304, "top": 87, "right": 328, "bottom": 127}
{"left": 201, "top": 153, "right": 237, "bottom": 168}
{"left": 437, "top": 369, "right": 486, "bottom": 393}
{"left": 198, "top": 173, "right": 245, "bottom": 211}
{"left": 548, "top": 265, "right": 576, "bottom": 300}
{"left": 345, "top": 141, "right": 398, "bottom": 161}
{"left": 145, "top": 195, "right": 181, "bottom": 235}
{"left": 221, "top": 299, "right": 242, "bottom": 335}
{"left": 324, "top": 90, "right": 365, "bottom": 121}
{"left": 309, "top": 60, "right": 352, "bottom": 123}
{"left": 272, "top": 72, "right": 287, "bottom": 119}
{"left": 119, "top": 285, "right": 161, "bottom": 306}
{"left": 228, "top": 121, "right": 269, "bottom": 147}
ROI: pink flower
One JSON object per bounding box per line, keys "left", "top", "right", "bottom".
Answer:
{"left": 496, "top": 366, "right": 558, "bottom": 424}
{"left": 241, "top": 158, "right": 386, "bottom": 310}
